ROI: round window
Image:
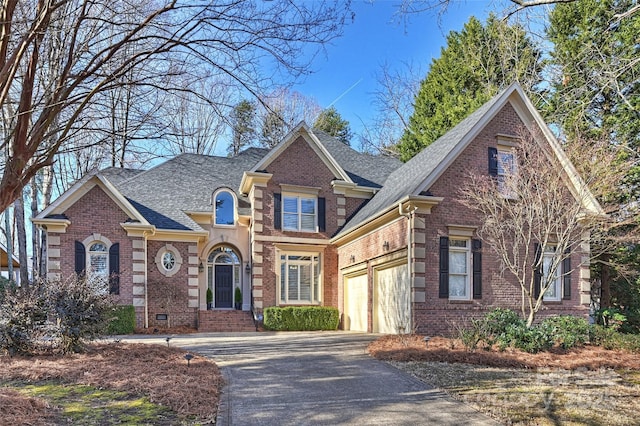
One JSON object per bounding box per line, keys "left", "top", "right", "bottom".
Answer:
{"left": 161, "top": 251, "right": 176, "bottom": 271}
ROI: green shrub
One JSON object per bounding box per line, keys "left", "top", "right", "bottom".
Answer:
{"left": 505, "top": 323, "right": 553, "bottom": 353}
{"left": 106, "top": 305, "right": 136, "bottom": 335}
{"left": 541, "top": 315, "right": 590, "bottom": 349}
{"left": 590, "top": 325, "right": 640, "bottom": 352}
{"left": 263, "top": 306, "right": 339, "bottom": 331}
{"left": 481, "top": 308, "right": 526, "bottom": 349}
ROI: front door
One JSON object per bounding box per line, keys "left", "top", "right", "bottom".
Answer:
{"left": 215, "top": 264, "right": 233, "bottom": 308}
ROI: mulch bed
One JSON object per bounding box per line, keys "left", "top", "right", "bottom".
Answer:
{"left": 0, "top": 342, "right": 222, "bottom": 422}
{"left": 368, "top": 335, "right": 640, "bottom": 370}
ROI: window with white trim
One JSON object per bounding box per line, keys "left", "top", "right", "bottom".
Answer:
{"left": 283, "top": 195, "right": 317, "bottom": 232}
{"left": 88, "top": 242, "right": 108, "bottom": 283}
{"left": 279, "top": 252, "right": 321, "bottom": 304}
{"left": 448, "top": 239, "right": 470, "bottom": 300}
{"left": 543, "top": 246, "right": 562, "bottom": 301}
{"left": 214, "top": 190, "right": 235, "bottom": 226}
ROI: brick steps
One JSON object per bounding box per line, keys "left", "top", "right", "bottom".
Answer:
{"left": 198, "top": 310, "right": 256, "bottom": 332}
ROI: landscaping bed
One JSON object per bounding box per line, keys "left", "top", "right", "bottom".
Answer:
{"left": 0, "top": 342, "right": 222, "bottom": 425}
{"left": 370, "top": 335, "right": 640, "bottom": 425}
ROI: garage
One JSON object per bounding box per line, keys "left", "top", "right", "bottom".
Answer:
{"left": 373, "top": 262, "right": 410, "bottom": 334}
{"left": 343, "top": 273, "right": 368, "bottom": 332}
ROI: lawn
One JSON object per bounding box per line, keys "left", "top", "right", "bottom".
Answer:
{"left": 369, "top": 335, "right": 640, "bottom": 425}
{"left": 0, "top": 342, "right": 222, "bottom": 425}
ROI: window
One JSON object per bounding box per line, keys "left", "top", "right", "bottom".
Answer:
{"left": 542, "top": 246, "right": 562, "bottom": 301}
{"left": 155, "top": 244, "right": 183, "bottom": 277}
{"left": 448, "top": 239, "right": 470, "bottom": 300}
{"left": 279, "top": 252, "right": 321, "bottom": 304}
{"left": 214, "top": 190, "right": 235, "bottom": 226}
{"left": 88, "top": 242, "right": 108, "bottom": 281}
{"left": 489, "top": 146, "right": 517, "bottom": 196}
{"left": 283, "top": 195, "right": 317, "bottom": 232}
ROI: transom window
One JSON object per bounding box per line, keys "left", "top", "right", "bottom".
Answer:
{"left": 279, "top": 252, "right": 321, "bottom": 304}
{"left": 283, "top": 195, "right": 317, "bottom": 232}
{"left": 543, "top": 246, "right": 562, "bottom": 301}
{"left": 448, "top": 239, "right": 470, "bottom": 300}
{"left": 88, "top": 242, "right": 108, "bottom": 280}
{"left": 215, "top": 190, "right": 235, "bottom": 226}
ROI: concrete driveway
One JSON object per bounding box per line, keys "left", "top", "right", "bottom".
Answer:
{"left": 124, "top": 332, "right": 497, "bottom": 425}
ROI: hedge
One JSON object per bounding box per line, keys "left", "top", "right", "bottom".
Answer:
{"left": 106, "top": 305, "right": 136, "bottom": 335}
{"left": 263, "top": 306, "right": 339, "bottom": 331}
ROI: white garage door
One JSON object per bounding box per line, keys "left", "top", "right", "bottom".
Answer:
{"left": 344, "top": 273, "right": 368, "bottom": 332}
{"left": 374, "top": 262, "right": 410, "bottom": 334}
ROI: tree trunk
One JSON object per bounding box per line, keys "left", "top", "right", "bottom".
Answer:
{"left": 599, "top": 254, "right": 612, "bottom": 309}
{"left": 13, "top": 196, "right": 29, "bottom": 285}
{"left": 30, "top": 176, "right": 39, "bottom": 279}
{"left": 4, "top": 207, "right": 13, "bottom": 281}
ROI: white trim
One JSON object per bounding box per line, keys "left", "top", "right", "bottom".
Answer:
{"left": 155, "top": 243, "right": 183, "bottom": 277}
{"left": 276, "top": 249, "right": 322, "bottom": 305}
{"left": 448, "top": 238, "right": 471, "bottom": 301}
{"left": 213, "top": 188, "right": 237, "bottom": 227}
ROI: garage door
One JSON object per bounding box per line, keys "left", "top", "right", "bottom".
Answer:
{"left": 374, "top": 262, "right": 410, "bottom": 334}
{"left": 344, "top": 273, "right": 368, "bottom": 332}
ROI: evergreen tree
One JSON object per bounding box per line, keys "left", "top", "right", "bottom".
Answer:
{"left": 260, "top": 109, "right": 288, "bottom": 148}
{"left": 396, "top": 15, "right": 542, "bottom": 161}
{"left": 229, "top": 100, "right": 257, "bottom": 156}
{"left": 313, "top": 106, "right": 353, "bottom": 145}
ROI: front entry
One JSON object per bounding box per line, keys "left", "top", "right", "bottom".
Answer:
{"left": 215, "top": 264, "right": 233, "bottom": 308}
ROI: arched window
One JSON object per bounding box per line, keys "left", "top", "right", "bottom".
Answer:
{"left": 214, "top": 190, "right": 235, "bottom": 226}
{"left": 88, "top": 242, "right": 108, "bottom": 280}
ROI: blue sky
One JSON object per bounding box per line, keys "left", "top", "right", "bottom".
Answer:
{"left": 292, "top": 0, "right": 494, "bottom": 140}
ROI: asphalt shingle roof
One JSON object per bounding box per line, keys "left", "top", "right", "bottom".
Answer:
{"left": 107, "top": 148, "right": 268, "bottom": 231}
{"left": 340, "top": 90, "right": 504, "bottom": 234}
{"left": 311, "top": 130, "right": 402, "bottom": 188}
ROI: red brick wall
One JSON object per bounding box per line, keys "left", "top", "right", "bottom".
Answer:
{"left": 413, "top": 103, "right": 587, "bottom": 336}
{"left": 258, "top": 136, "right": 339, "bottom": 309}
{"left": 58, "top": 186, "right": 134, "bottom": 306}
{"left": 146, "top": 240, "right": 196, "bottom": 329}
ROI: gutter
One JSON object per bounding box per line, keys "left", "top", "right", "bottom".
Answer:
{"left": 398, "top": 202, "right": 418, "bottom": 334}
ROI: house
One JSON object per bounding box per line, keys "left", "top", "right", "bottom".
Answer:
{"left": 33, "top": 83, "right": 598, "bottom": 335}
{"left": 0, "top": 241, "right": 20, "bottom": 284}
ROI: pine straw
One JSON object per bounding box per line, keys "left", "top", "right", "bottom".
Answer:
{"left": 0, "top": 342, "right": 222, "bottom": 422}
{"left": 368, "top": 335, "right": 640, "bottom": 370}
{"left": 0, "top": 388, "right": 56, "bottom": 425}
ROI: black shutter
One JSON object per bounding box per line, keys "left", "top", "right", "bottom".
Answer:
{"left": 562, "top": 249, "right": 572, "bottom": 300}
{"left": 274, "top": 193, "right": 282, "bottom": 230}
{"left": 472, "top": 239, "right": 482, "bottom": 299}
{"left": 74, "top": 241, "right": 85, "bottom": 276}
{"left": 439, "top": 237, "right": 449, "bottom": 298}
{"left": 488, "top": 147, "right": 498, "bottom": 177}
{"left": 109, "top": 243, "right": 120, "bottom": 295}
{"left": 318, "top": 197, "right": 326, "bottom": 232}
{"left": 533, "top": 243, "right": 542, "bottom": 299}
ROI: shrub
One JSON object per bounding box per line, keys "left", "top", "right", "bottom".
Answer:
{"left": 263, "top": 306, "right": 339, "bottom": 331}
{"left": 540, "top": 315, "right": 590, "bottom": 349}
{"left": 505, "top": 323, "right": 553, "bottom": 353}
{"left": 48, "top": 276, "right": 115, "bottom": 353}
{"left": 481, "top": 308, "right": 526, "bottom": 349}
{"left": 107, "top": 305, "right": 136, "bottom": 335}
{"left": 590, "top": 325, "right": 640, "bottom": 352}
{"left": 0, "top": 282, "right": 49, "bottom": 355}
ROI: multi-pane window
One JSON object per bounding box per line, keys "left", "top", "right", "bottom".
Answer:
{"left": 283, "top": 195, "right": 316, "bottom": 232}
{"left": 448, "top": 239, "right": 470, "bottom": 300}
{"left": 88, "top": 242, "right": 108, "bottom": 282}
{"left": 543, "top": 246, "right": 561, "bottom": 301}
{"left": 279, "top": 253, "right": 321, "bottom": 304}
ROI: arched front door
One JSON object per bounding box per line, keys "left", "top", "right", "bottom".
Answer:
{"left": 207, "top": 246, "right": 241, "bottom": 309}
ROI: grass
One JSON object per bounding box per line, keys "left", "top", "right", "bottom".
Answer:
{"left": 0, "top": 341, "right": 223, "bottom": 425}
{"left": 370, "top": 335, "right": 640, "bottom": 425}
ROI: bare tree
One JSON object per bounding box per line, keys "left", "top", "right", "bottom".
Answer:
{"left": 0, "top": 0, "right": 352, "bottom": 212}
{"left": 460, "top": 129, "right": 632, "bottom": 327}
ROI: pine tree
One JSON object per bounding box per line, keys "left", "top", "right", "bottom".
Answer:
{"left": 396, "top": 15, "right": 542, "bottom": 161}
{"left": 313, "top": 106, "right": 353, "bottom": 145}
{"left": 229, "top": 100, "right": 257, "bottom": 156}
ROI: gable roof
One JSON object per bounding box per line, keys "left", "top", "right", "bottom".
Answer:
{"left": 114, "top": 148, "right": 268, "bottom": 231}
{"left": 339, "top": 82, "right": 603, "bottom": 237}
{"left": 311, "top": 129, "right": 401, "bottom": 188}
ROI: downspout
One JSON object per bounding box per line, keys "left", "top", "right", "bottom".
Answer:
{"left": 398, "top": 202, "right": 417, "bottom": 333}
